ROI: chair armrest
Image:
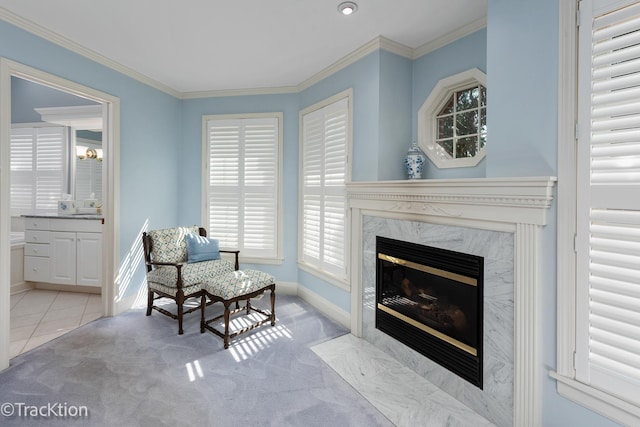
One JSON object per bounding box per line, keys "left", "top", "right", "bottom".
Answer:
{"left": 146, "top": 261, "right": 185, "bottom": 268}
{"left": 145, "top": 261, "right": 185, "bottom": 289}
{"left": 220, "top": 250, "right": 240, "bottom": 270}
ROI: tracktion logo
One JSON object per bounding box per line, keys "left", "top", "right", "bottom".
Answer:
{"left": 1, "top": 402, "right": 89, "bottom": 418}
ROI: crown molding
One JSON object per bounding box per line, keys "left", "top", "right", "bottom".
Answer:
{"left": 180, "top": 85, "right": 299, "bottom": 99}
{"left": 0, "top": 7, "right": 181, "bottom": 98}
{"left": 413, "top": 17, "right": 487, "bottom": 59}
{"left": 2, "top": 6, "right": 486, "bottom": 98}
{"left": 297, "top": 36, "right": 414, "bottom": 93}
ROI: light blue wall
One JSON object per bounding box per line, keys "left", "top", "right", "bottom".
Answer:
{"left": 411, "top": 28, "right": 488, "bottom": 179}
{"left": 486, "top": 2, "right": 557, "bottom": 178}
{"left": 379, "top": 50, "right": 413, "bottom": 181}
{"left": 1, "top": 19, "right": 182, "bottom": 300}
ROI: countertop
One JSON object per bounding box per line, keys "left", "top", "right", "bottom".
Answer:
{"left": 23, "top": 213, "right": 103, "bottom": 221}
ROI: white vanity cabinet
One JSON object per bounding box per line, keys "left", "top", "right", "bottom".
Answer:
{"left": 24, "top": 216, "right": 102, "bottom": 288}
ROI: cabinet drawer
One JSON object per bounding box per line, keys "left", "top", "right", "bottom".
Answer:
{"left": 25, "top": 230, "right": 50, "bottom": 244}
{"left": 24, "top": 243, "right": 50, "bottom": 257}
{"left": 24, "top": 256, "right": 50, "bottom": 282}
{"left": 49, "top": 218, "right": 102, "bottom": 233}
{"left": 24, "top": 217, "right": 50, "bottom": 230}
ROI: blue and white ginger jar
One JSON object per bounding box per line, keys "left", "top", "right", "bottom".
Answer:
{"left": 404, "top": 141, "right": 425, "bottom": 179}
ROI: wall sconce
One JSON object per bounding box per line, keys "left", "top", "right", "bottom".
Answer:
{"left": 76, "top": 146, "right": 103, "bottom": 161}
{"left": 76, "top": 145, "right": 88, "bottom": 160}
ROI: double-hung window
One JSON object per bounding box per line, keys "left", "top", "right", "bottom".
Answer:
{"left": 298, "top": 91, "right": 351, "bottom": 285}
{"left": 10, "top": 124, "right": 67, "bottom": 216}
{"left": 555, "top": 1, "right": 640, "bottom": 424}
{"left": 203, "top": 114, "right": 282, "bottom": 262}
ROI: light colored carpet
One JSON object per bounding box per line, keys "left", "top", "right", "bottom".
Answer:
{"left": 0, "top": 294, "right": 393, "bottom": 427}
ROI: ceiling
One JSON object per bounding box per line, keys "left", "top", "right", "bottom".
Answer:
{"left": 0, "top": 0, "right": 487, "bottom": 95}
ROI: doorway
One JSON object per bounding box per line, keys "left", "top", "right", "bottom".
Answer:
{"left": 0, "top": 58, "right": 120, "bottom": 370}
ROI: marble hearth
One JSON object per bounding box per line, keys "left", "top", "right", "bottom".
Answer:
{"left": 347, "top": 177, "right": 556, "bottom": 427}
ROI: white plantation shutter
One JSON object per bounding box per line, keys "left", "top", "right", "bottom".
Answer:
{"left": 576, "top": 0, "right": 640, "bottom": 404}
{"left": 206, "top": 116, "right": 279, "bottom": 259}
{"left": 301, "top": 96, "right": 349, "bottom": 279}
{"left": 10, "top": 126, "right": 66, "bottom": 215}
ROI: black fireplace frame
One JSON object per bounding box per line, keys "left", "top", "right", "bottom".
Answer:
{"left": 376, "top": 236, "right": 484, "bottom": 388}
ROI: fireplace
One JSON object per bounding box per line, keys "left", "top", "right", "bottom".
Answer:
{"left": 376, "top": 236, "right": 484, "bottom": 388}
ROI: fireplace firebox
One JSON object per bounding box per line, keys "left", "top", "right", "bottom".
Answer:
{"left": 376, "top": 236, "right": 484, "bottom": 388}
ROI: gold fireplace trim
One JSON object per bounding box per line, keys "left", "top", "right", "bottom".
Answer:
{"left": 378, "top": 253, "right": 477, "bottom": 287}
{"left": 377, "top": 303, "right": 478, "bottom": 356}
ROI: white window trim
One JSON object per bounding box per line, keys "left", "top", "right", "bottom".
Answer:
{"left": 417, "top": 68, "right": 487, "bottom": 169}
{"left": 552, "top": 1, "right": 640, "bottom": 425}
{"left": 201, "top": 112, "right": 284, "bottom": 265}
{"left": 297, "top": 88, "right": 353, "bottom": 290}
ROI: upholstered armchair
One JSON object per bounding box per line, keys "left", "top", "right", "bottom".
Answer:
{"left": 142, "top": 226, "right": 239, "bottom": 334}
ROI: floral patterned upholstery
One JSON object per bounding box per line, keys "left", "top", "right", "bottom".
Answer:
{"left": 146, "top": 259, "right": 236, "bottom": 288}
{"left": 147, "top": 226, "right": 199, "bottom": 264}
{"left": 203, "top": 269, "right": 275, "bottom": 300}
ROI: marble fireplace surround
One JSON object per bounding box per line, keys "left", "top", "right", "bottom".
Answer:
{"left": 346, "top": 177, "right": 556, "bottom": 427}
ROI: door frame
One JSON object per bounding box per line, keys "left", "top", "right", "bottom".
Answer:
{"left": 0, "top": 58, "right": 120, "bottom": 370}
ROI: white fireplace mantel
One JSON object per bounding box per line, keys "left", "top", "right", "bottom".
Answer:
{"left": 347, "top": 176, "right": 556, "bottom": 226}
{"left": 346, "top": 176, "right": 557, "bottom": 427}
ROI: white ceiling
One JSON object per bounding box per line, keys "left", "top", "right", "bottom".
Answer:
{"left": 0, "top": 0, "right": 487, "bottom": 94}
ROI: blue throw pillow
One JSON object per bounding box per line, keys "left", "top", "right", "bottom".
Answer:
{"left": 185, "top": 233, "right": 221, "bottom": 263}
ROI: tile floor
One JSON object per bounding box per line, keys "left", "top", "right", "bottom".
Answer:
{"left": 10, "top": 289, "right": 102, "bottom": 358}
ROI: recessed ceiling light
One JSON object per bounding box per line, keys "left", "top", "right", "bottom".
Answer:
{"left": 338, "top": 2, "right": 358, "bottom": 15}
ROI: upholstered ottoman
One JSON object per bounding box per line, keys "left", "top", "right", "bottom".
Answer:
{"left": 200, "top": 269, "right": 276, "bottom": 349}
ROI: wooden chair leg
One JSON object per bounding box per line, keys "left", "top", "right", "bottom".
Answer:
{"left": 176, "top": 290, "right": 185, "bottom": 335}
{"left": 200, "top": 294, "right": 206, "bottom": 333}
{"left": 223, "top": 303, "right": 231, "bottom": 349}
{"left": 270, "top": 288, "right": 276, "bottom": 326}
{"left": 146, "top": 289, "right": 154, "bottom": 316}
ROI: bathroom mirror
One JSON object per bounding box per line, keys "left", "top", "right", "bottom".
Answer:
{"left": 34, "top": 103, "right": 104, "bottom": 202}
{"left": 75, "top": 130, "right": 103, "bottom": 201}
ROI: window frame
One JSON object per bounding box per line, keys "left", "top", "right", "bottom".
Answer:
{"left": 201, "top": 112, "right": 283, "bottom": 264}
{"left": 417, "top": 68, "right": 487, "bottom": 169}
{"left": 553, "top": 1, "right": 640, "bottom": 425}
{"left": 297, "top": 89, "right": 353, "bottom": 289}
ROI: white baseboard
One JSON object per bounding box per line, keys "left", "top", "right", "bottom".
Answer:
{"left": 275, "top": 281, "right": 297, "bottom": 295}
{"left": 296, "top": 284, "right": 351, "bottom": 330}
{"left": 10, "top": 281, "right": 33, "bottom": 295}
{"left": 34, "top": 283, "right": 101, "bottom": 294}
